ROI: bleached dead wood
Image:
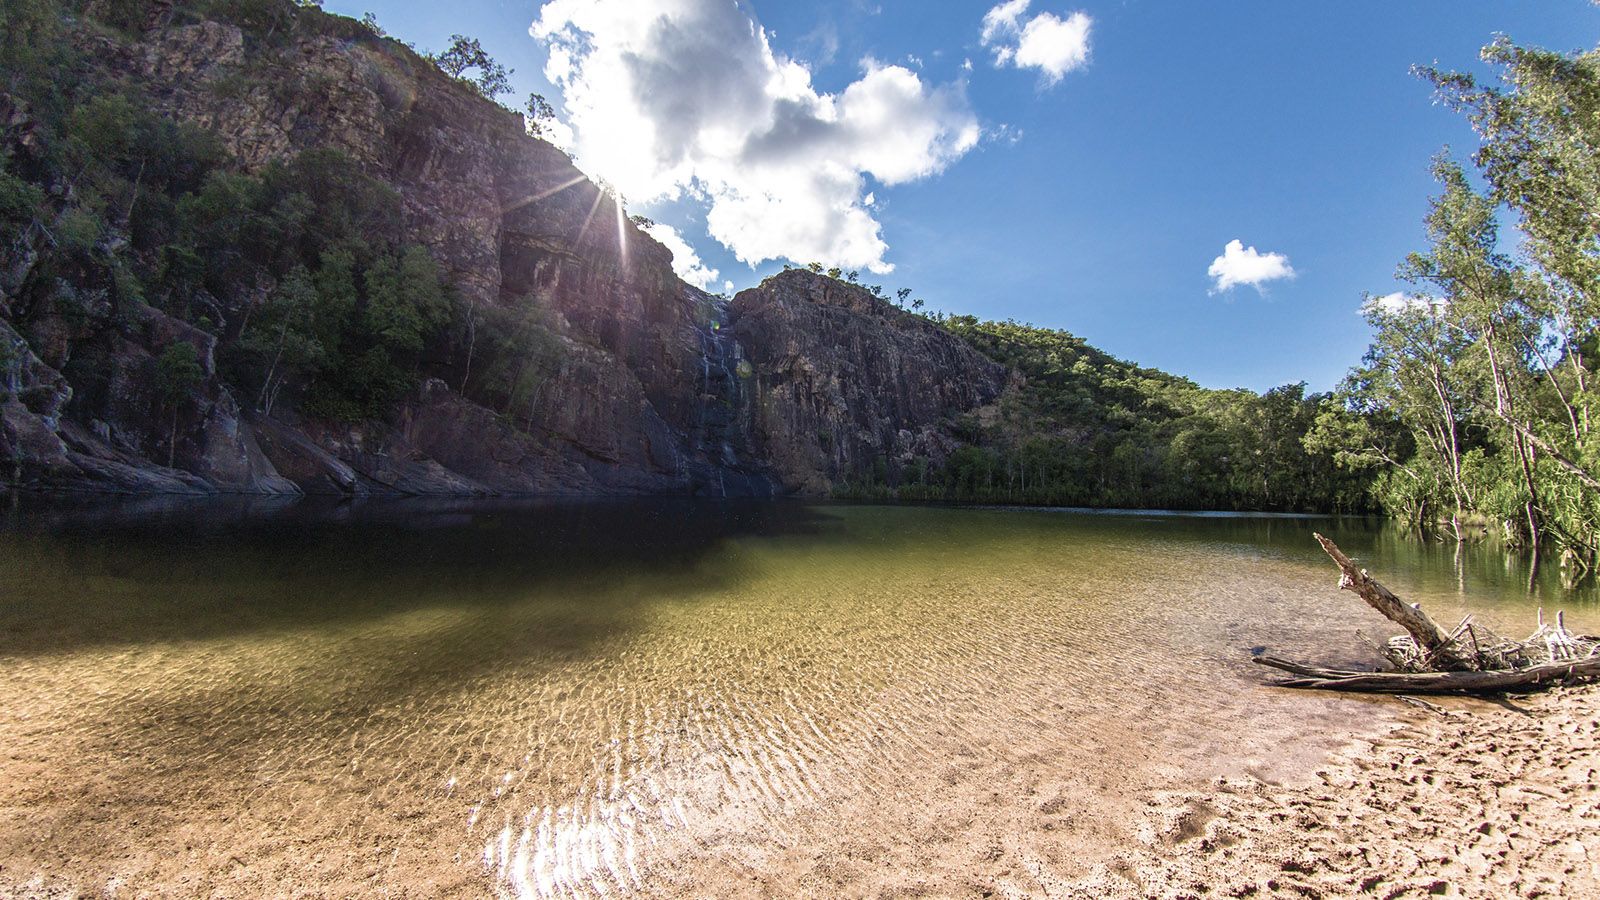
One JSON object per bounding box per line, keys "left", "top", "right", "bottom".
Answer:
{"left": 1254, "top": 535, "right": 1599, "bottom": 694}
{"left": 1313, "top": 533, "right": 1472, "bottom": 671}
{"left": 1253, "top": 654, "right": 1600, "bottom": 693}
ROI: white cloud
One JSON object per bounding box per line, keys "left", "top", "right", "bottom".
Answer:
{"left": 1364, "top": 291, "right": 1446, "bottom": 316}
{"left": 980, "top": 1, "right": 1092, "bottom": 85}
{"left": 991, "top": 123, "right": 1025, "bottom": 145}
{"left": 530, "top": 0, "right": 981, "bottom": 275}
{"left": 981, "top": 0, "right": 1030, "bottom": 46}
{"left": 1207, "top": 239, "right": 1296, "bottom": 293}
{"left": 642, "top": 222, "right": 720, "bottom": 290}
{"left": 722, "top": 279, "right": 735, "bottom": 294}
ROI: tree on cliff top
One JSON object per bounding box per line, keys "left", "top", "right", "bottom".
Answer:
{"left": 525, "top": 93, "right": 557, "bottom": 139}
{"left": 430, "top": 35, "right": 513, "bottom": 101}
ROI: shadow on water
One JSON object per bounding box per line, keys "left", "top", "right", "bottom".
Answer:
{"left": 5, "top": 497, "right": 1589, "bottom": 665}
{"left": 0, "top": 493, "right": 834, "bottom": 658}
{"left": 0, "top": 495, "right": 841, "bottom": 796}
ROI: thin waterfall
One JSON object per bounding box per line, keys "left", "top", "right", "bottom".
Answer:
{"left": 686, "top": 293, "right": 770, "bottom": 497}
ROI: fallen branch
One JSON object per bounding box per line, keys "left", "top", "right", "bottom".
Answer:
{"left": 1313, "top": 533, "right": 1472, "bottom": 670}
{"left": 1254, "top": 654, "right": 1600, "bottom": 693}
{"left": 1254, "top": 535, "right": 1598, "bottom": 694}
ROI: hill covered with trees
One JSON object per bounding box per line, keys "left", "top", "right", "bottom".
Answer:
{"left": 0, "top": 0, "right": 1375, "bottom": 509}
{"left": 848, "top": 32, "right": 1600, "bottom": 563}
{"left": 838, "top": 315, "right": 1370, "bottom": 512}
{"left": 7, "top": 0, "right": 1600, "bottom": 556}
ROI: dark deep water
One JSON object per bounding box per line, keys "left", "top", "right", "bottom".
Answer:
{"left": 1, "top": 496, "right": 1593, "bottom": 896}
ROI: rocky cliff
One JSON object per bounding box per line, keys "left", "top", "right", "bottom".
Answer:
{"left": 0, "top": 3, "right": 1005, "bottom": 497}
{"left": 732, "top": 272, "right": 1009, "bottom": 493}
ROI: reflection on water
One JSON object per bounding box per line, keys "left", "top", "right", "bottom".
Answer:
{"left": 0, "top": 496, "right": 1592, "bottom": 897}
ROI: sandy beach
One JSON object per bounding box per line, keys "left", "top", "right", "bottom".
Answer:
{"left": 1111, "top": 685, "right": 1600, "bottom": 900}
{"left": 633, "top": 685, "right": 1596, "bottom": 900}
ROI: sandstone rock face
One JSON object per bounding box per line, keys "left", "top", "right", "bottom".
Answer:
{"left": 1, "top": 13, "right": 1009, "bottom": 497}
{"left": 731, "top": 271, "right": 1010, "bottom": 493}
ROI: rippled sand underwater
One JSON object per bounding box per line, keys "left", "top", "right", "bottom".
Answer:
{"left": 0, "top": 499, "right": 1591, "bottom": 897}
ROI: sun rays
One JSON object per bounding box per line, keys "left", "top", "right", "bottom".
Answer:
{"left": 614, "top": 188, "right": 628, "bottom": 268}
{"left": 501, "top": 171, "right": 629, "bottom": 268}
{"left": 501, "top": 173, "right": 589, "bottom": 217}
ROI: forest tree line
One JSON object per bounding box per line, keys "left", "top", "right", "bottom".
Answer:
{"left": 839, "top": 315, "right": 1373, "bottom": 513}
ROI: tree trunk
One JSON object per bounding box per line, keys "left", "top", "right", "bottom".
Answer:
{"left": 460, "top": 299, "right": 478, "bottom": 394}
{"left": 1570, "top": 346, "right": 1590, "bottom": 437}
{"left": 1312, "top": 533, "right": 1471, "bottom": 669}
{"left": 1484, "top": 323, "right": 1542, "bottom": 551}
{"left": 125, "top": 157, "right": 146, "bottom": 225}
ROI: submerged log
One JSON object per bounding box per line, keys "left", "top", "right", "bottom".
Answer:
{"left": 1254, "top": 535, "right": 1599, "bottom": 694}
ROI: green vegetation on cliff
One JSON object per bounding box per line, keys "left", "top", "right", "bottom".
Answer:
{"left": 2, "top": 0, "right": 453, "bottom": 423}
{"left": 9, "top": 0, "right": 1600, "bottom": 541}
{"left": 0, "top": 0, "right": 1376, "bottom": 511}
{"left": 841, "top": 316, "right": 1369, "bottom": 512}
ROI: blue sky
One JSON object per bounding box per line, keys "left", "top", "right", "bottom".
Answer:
{"left": 324, "top": 1, "right": 1597, "bottom": 392}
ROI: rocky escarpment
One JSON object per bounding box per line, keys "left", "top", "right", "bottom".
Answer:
{"left": 732, "top": 271, "right": 1011, "bottom": 493}
{"left": 0, "top": 4, "right": 1005, "bottom": 497}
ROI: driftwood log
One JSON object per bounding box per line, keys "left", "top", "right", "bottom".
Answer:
{"left": 1253, "top": 533, "right": 1599, "bottom": 694}
{"left": 1255, "top": 655, "right": 1600, "bottom": 693}
{"left": 1310, "top": 533, "right": 1471, "bottom": 671}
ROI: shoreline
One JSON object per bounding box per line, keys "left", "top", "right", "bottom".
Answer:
{"left": 642, "top": 685, "right": 1598, "bottom": 899}
{"left": 1078, "top": 685, "right": 1599, "bottom": 899}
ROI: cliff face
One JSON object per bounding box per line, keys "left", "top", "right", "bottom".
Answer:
{"left": 0, "top": 8, "right": 1004, "bottom": 497}
{"left": 732, "top": 271, "right": 1010, "bottom": 493}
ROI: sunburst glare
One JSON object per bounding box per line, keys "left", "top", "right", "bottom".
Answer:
{"left": 613, "top": 189, "right": 628, "bottom": 269}
{"left": 502, "top": 174, "right": 589, "bottom": 217}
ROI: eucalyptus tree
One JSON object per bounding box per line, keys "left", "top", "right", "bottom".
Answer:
{"left": 1323, "top": 36, "right": 1600, "bottom": 570}
{"left": 1400, "top": 158, "right": 1546, "bottom": 548}
{"left": 1339, "top": 289, "right": 1475, "bottom": 537}
{"left": 1423, "top": 39, "right": 1600, "bottom": 442}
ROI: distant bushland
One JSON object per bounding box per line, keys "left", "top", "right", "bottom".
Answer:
{"left": 835, "top": 316, "right": 1371, "bottom": 513}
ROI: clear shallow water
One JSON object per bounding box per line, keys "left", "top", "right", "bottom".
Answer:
{"left": 0, "top": 497, "right": 1593, "bottom": 897}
